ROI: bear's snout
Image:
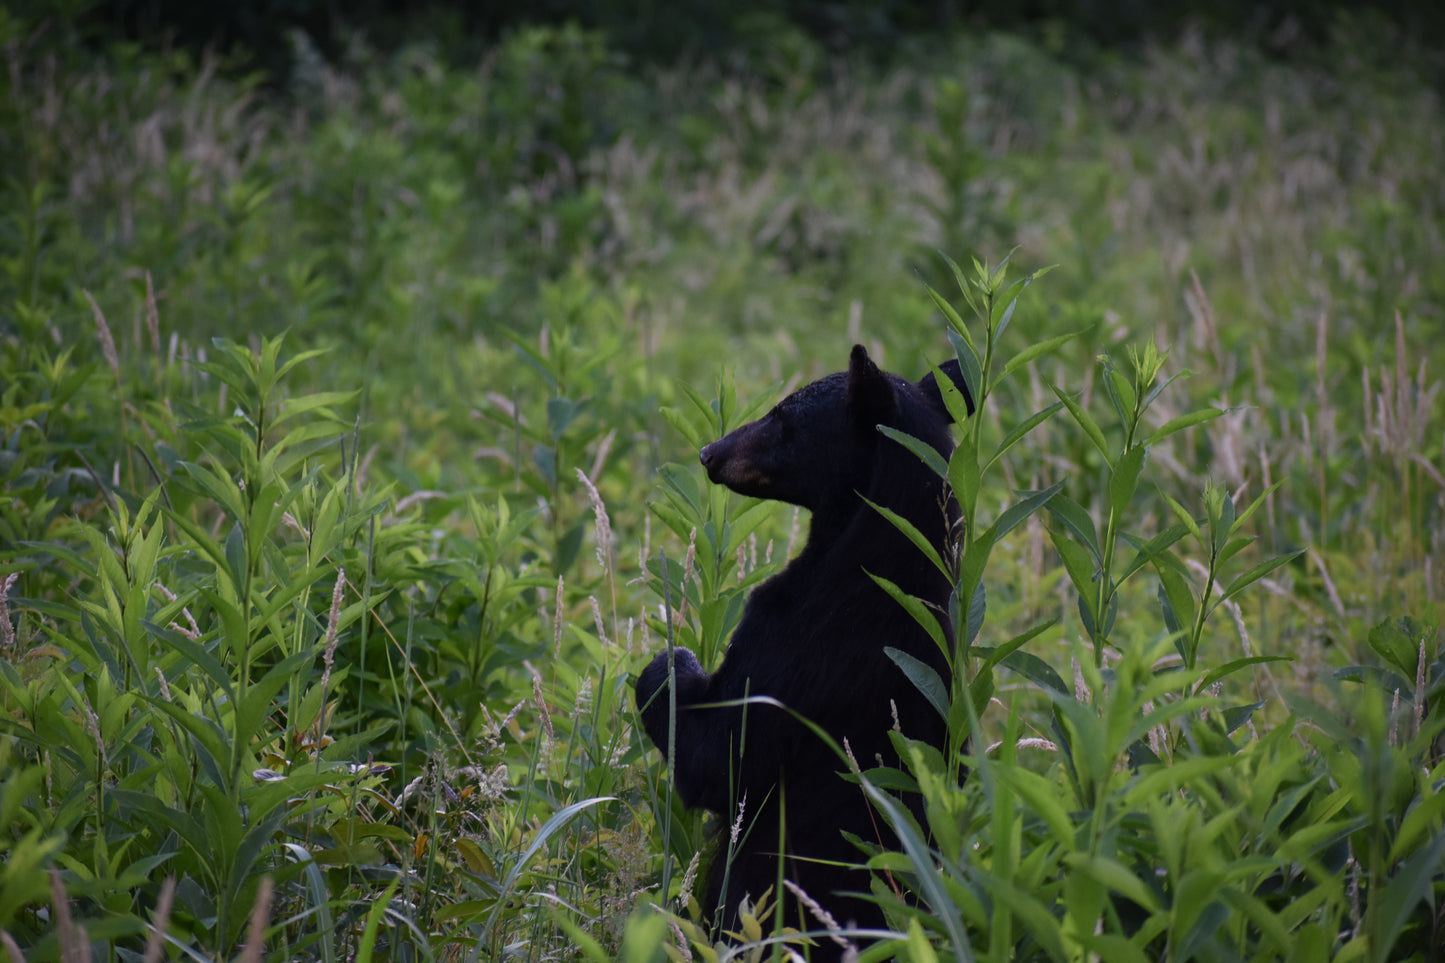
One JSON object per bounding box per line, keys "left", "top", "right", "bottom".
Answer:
{"left": 700, "top": 438, "right": 730, "bottom": 482}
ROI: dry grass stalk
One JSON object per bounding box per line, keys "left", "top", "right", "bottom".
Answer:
{"left": 144, "top": 271, "right": 160, "bottom": 355}
{"left": 1415, "top": 635, "right": 1428, "bottom": 737}
{"left": 552, "top": 575, "right": 565, "bottom": 658}
{"left": 238, "top": 876, "right": 273, "bottom": 963}
{"left": 318, "top": 567, "right": 346, "bottom": 698}
{"left": 2, "top": 931, "right": 25, "bottom": 963}
{"left": 782, "top": 879, "right": 851, "bottom": 950}
{"left": 532, "top": 672, "right": 553, "bottom": 742}
{"left": 83, "top": 289, "right": 119, "bottom": 379}
{"left": 985, "top": 737, "right": 1060, "bottom": 755}
{"left": 589, "top": 595, "right": 611, "bottom": 647}
{"left": 575, "top": 467, "right": 614, "bottom": 573}
{"left": 141, "top": 877, "right": 177, "bottom": 963}
{"left": 50, "top": 869, "right": 90, "bottom": 963}
{"left": 0, "top": 572, "right": 17, "bottom": 652}
{"left": 1363, "top": 313, "right": 1441, "bottom": 465}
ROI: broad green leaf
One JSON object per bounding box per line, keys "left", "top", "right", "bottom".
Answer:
{"left": 862, "top": 783, "right": 974, "bottom": 963}
{"left": 486, "top": 796, "right": 615, "bottom": 938}
{"left": 1116, "top": 523, "right": 1191, "bottom": 584}
{"left": 1044, "top": 494, "right": 1101, "bottom": 561}
{"left": 884, "top": 646, "right": 949, "bottom": 722}
{"left": 984, "top": 400, "right": 1065, "bottom": 473}
{"left": 1217, "top": 549, "right": 1305, "bottom": 607}
{"left": 1195, "top": 656, "right": 1292, "bottom": 693}
{"left": 947, "top": 327, "right": 983, "bottom": 409}
{"left": 925, "top": 359, "right": 974, "bottom": 426}
{"left": 1146, "top": 407, "right": 1225, "bottom": 447}
{"left": 995, "top": 651, "right": 1065, "bottom": 697}
{"left": 1051, "top": 385, "right": 1111, "bottom": 464}
{"left": 999, "top": 331, "right": 1080, "bottom": 383}
{"left": 1390, "top": 783, "right": 1445, "bottom": 863}
{"left": 1108, "top": 445, "right": 1147, "bottom": 519}
{"left": 869, "top": 572, "right": 948, "bottom": 659}
{"left": 877, "top": 425, "right": 948, "bottom": 479}
{"left": 1216, "top": 533, "right": 1255, "bottom": 570}
{"left": 1229, "top": 479, "right": 1284, "bottom": 535}
{"left": 271, "top": 389, "right": 360, "bottom": 427}
{"left": 863, "top": 496, "right": 949, "bottom": 579}
{"left": 1161, "top": 492, "right": 1203, "bottom": 543}
{"left": 987, "top": 483, "right": 1063, "bottom": 545}
{"left": 1374, "top": 830, "right": 1445, "bottom": 957}
{"left": 975, "top": 874, "right": 1065, "bottom": 963}
{"left": 927, "top": 283, "right": 972, "bottom": 349}
{"left": 1049, "top": 527, "right": 1098, "bottom": 602}
{"left": 949, "top": 445, "right": 981, "bottom": 525}
{"left": 1157, "top": 568, "right": 1196, "bottom": 658}
{"left": 1366, "top": 617, "right": 1421, "bottom": 680}
{"left": 977, "top": 617, "right": 1060, "bottom": 675}
{"left": 993, "top": 765, "right": 1072, "bottom": 847}
{"left": 1222, "top": 701, "right": 1266, "bottom": 733}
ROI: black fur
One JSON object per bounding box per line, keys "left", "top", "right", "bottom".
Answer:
{"left": 636, "top": 345, "right": 970, "bottom": 956}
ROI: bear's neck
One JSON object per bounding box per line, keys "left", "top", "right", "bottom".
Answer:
{"left": 791, "top": 469, "right": 954, "bottom": 594}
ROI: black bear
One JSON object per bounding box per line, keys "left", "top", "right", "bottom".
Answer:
{"left": 636, "top": 344, "right": 971, "bottom": 957}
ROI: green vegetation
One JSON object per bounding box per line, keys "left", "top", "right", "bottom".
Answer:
{"left": 2, "top": 11, "right": 1443, "bottom": 961}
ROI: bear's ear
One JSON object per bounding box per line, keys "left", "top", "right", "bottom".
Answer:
{"left": 846, "top": 344, "right": 897, "bottom": 424}
{"left": 918, "top": 358, "right": 976, "bottom": 422}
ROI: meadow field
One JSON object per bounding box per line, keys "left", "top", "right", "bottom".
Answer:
{"left": 1, "top": 12, "right": 1443, "bottom": 961}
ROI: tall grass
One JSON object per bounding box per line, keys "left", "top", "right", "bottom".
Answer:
{"left": 1, "top": 10, "right": 1443, "bottom": 960}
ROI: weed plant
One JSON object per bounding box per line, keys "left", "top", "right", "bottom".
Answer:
{"left": 2, "top": 9, "right": 1444, "bottom": 962}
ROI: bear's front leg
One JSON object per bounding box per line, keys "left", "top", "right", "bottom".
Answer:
{"left": 635, "top": 647, "right": 738, "bottom": 812}
{"left": 636, "top": 646, "right": 706, "bottom": 755}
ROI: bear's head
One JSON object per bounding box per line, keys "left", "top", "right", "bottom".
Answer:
{"left": 699, "top": 344, "right": 971, "bottom": 513}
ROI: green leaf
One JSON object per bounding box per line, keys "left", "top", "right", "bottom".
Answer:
{"left": 1217, "top": 549, "right": 1305, "bottom": 608}
{"left": 1157, "top": 568, "right": 1196, "bottom": 659}
{"left": 987, "top": 483, "right": 1063, "bottom": 545}
{"left": 1146, "top": 407, "right": 1225, "bottom": 447}
{"left": 1221, "top": 701, "right": 1265, "bottom": 733}
{"left": 977, "top": 617, "right": 1059, "bottom": 675}
{"left": 1161, "top": 492, "right": 1203, "bottom": 543}
{"left": 975, "top": 874, "right": 1066, "bottom": 963}
{"left": 271, "top": 389, "right": 360, "bottom": 427}
{"left": 1195, "top": 656, "right": 1292, "bottom": 693}
{"left": 999, "top": 331, "right": 1080, "bottom": 383}
{"left": 877, "top": 426, "right": 948, "bottom": 480}
{"left": 1229, "top": 480, "right": 1284, "bottom": 535}
{"left": 355, "top": 877, "right": 401, "bottom": 963}
{"left": 927, "top": 283, "right": 972, "bottom": 348}
{"left": 884, "top": 647, "right": 949, "bottom": 723}
{"left": 1108, "top": 445, "right": 1147, "bottom": 519}
{"left": 998, "top": 649, "right": 1070, "bottom": 694}
{"left": 993, "top": 765, "right": 1072, "bottom": 847}
{"left": 1101, "top": 363, "right": 1134, "bottom": 425}
{"left": 1049, "top": 527, "right": 1098, "bottom": 602}
{"left": 869, "top": 572, "right": 948, "bottom": 659}
{"left": 861, "top": 783, "right": 975, "bottom": 963}
{"left": 1366, "top": 617, "right": 1421, "bottom": 680}
{"left": 925, "top": 360, "right": 974, "bottom": 426}
{"left": 1115, "top": 523, "right": 1191, "bottom": 585}
{"left": 1374, "top": 831, "right": 1445, "bottom": 960}
{"left": 485, "top": 796, "right": 615, "bottom": 938}
{"left": 1044, "top": 494, "right": 1101, "bottom": 561}
{"left": 863, "top": 496, "right": 950, "bottom": 579}
{"left": 948, "top": 444, "right": 981, "bottom": 525}
{"left": 1051, "top": 385, "right": 1111, "bottom": 465}
{"left": 947, "top": 327, "right": 983, "bottom": 409}
{"left": 984, "top": 400, "right": 1065, "bottom": 473}
{"left": 1391, "top": 782, "right": 1445, "bottom": 863}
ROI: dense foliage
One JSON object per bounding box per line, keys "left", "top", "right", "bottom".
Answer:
{"left": 2, "top": 9, "right": 1443, "bottom": 961}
